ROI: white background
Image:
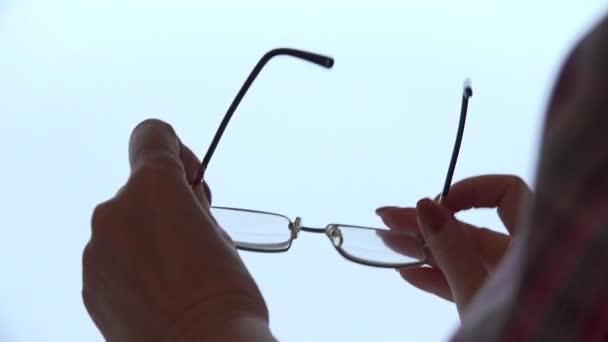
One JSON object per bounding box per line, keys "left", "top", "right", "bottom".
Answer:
{"left": 0, "top": 1, "right": 606, "bottom": 341}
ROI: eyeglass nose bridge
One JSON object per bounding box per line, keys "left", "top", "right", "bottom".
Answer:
{"left": 294, "top": 221, "right": 344, "bottom": 247}
{"left": 294, "top": 222, "right": 344, "bottom": 247}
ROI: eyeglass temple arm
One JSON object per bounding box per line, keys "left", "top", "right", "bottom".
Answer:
{"left": 438, "top": 79, "right": 474, "bottom": 204}
{"left": 194, "top": 48, "right": 335, "bottom": 185}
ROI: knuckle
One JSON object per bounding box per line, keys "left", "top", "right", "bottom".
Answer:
{"left": 82, "top": 242, "right": 95, "bottom": 274}
{"left": 90, "top": 200, "right": 117, "bottom": 235}
{"left": 508, "top": 174, "right": 525, "bottom": 186}
{"left": 505, "top": 175, "right": 527, "bottom": 189}
{"left": 82, "top": 287, "right": 94, "bottom": 314}
{"left": 82, "top": 242, "right": 99, "bottom": 289}
{"left": 507, "top": 175, "right": 533, "bottom": 196}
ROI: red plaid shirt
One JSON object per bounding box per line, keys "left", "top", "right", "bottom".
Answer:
{"left": 453, "top": 13, "right": 608, "bottom": 342}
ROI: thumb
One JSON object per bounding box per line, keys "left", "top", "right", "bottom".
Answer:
{"left": 416, "top": 198, "right": 487, "bottom": 317}
{"left": 128, "top": 119, "right": 184, "bottom": 177}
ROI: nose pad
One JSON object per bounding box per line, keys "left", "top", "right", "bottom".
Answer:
{"left": 327, "top": 225, "right": 343, "bottom": 247}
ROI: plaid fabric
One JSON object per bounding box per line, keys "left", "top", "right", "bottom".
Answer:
{"left": 452, "top": 13, "right": 608, "bottom": 342}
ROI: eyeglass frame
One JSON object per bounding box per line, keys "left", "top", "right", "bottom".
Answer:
{"left": 211, "top": 205, "right": 430, "bottom": 268}
{"left": 193, "top": 47, "right": 473, "bottom": 268}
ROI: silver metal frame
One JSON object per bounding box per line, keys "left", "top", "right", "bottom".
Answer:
{"left": 211, "top": 206, "right": 428, "bottom": 269}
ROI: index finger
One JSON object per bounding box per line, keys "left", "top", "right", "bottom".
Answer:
{"left": 128, "top": 119, "right": 184, "bottom": 176}
{"left": 441, "top": 174, "right": 532, "bottom": 234}
{"left": 179, "top": 141, "right": 212, "bottom": 205}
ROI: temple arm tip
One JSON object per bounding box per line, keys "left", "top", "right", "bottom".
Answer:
{"left": 463, "top": 78, "right": 473, "bottom": 98}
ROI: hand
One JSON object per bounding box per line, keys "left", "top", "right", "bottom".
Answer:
{"left": 376, "top": 175, "right": 532, "bottom": 317}
{"left": 82, "top": 119, "right": 274, "bottom": 342}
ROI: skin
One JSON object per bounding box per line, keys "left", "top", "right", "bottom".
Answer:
{"left": 82, "top": 119, "right": 275, "bottom": 342}
{"left": 376, "top": 175, "right": 532, "bottom": 317}
{"left": 82, "top": 118, "right": 531, "bottom": 340}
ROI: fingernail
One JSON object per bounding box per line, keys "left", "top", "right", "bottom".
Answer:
{"left": 375, "top": 206, "right": 397, "bottom": 215}
{"left": 416, "top": 198, "right": 447, "bottom": 236}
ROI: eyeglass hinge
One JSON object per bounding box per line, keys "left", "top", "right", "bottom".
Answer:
{"left": 291, "top": 217, "right": 302, "bottom": 239}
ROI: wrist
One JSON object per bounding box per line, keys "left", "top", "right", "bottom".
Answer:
{"left": 166, "top": 292, "right": 274, "bottom": 342}
{"left": 171, "top": 315, "right": 275, "bottom": 342}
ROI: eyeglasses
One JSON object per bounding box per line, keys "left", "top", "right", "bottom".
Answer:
{"left": 194, "top": 48, "right": 473, "bottom": 268}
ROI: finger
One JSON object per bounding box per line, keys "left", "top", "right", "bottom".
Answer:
{"left": 375, "top": 230, "right": 426, "bottom": 261}
{"left": 128, "top": 119, "right": 183, "bottom": 176}
{"left": 441, "top": 174, "right": 532, "bottom": 234}
{"left": 384, "top": 220, "right": 509, "bottom": 271}
{"left": 179, "top": 142, "right": 212, "bottom": 205}
{"left": 417, "top": 198, "right": 487, "bottom": 317}
{"left": 191, "top": 182, "right": 212, "bottom": 207}
{"left": 115, "top": 185, "right": 126, "bottom": 196}
{"left": 179, "top": 141, "right": 201, "bottom": 184}
{"left": 202, "top": 182, "right": 212, "bottom": 204}
{"left": 469, "top": 227, "right": 511, "bottom": 271}
{"left": 376, "top": 206, "right": 420, "bottom": 237}
{"left": 399, "top": 267, "right": 453, "bottom": 302}
{"left": 376, "top": 207, "right": 439, "bottom": 266}
{"left": 378, "top": 207, "right": 507, "bottom": 269}
{"left": 374, "top": 215, "right": 437, "bottom": 266}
